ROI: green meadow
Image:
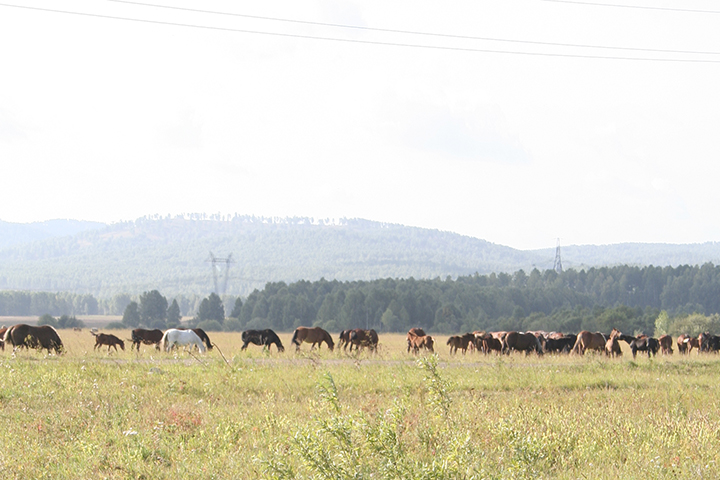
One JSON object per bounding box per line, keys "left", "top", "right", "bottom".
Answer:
{"left": 0, "top": 331, "right": 719, "bottom": 479}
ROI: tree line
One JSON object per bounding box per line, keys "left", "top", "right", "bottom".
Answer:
{"left": 5, "top": 263, "right": 720, "bottom": 334}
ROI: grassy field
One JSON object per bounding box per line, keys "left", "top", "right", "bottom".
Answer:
{"left": 1, "top": 330, "right": 720, "bottom": 479}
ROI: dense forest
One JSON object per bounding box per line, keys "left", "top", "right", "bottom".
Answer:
{"left": 5, "top": 262, "right": 720, "bottom": 335}
{"left": 2, "top": 216, "right": 720, "bottom": 298}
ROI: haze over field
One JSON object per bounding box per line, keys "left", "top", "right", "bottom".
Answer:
{"left": 2, "top": 1, "right": 720, "bottom": 250}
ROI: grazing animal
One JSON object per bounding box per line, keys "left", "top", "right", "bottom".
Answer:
{"left": 348, "top": 329, "right": 379, "bottom": 352}
{"left": 503, "top": 331, "right": 543, "bottom": 355}
{"left": 605, "top": 328, "right": 622, "bottom": 358}
{"left": 92, "top": 332, "right": 125, "bottom": 352}
{"left": 477, "top": 334, "right": 503, "bottom": 354}
{"left": 131, "top": 328, "right": 164, "bottom": 351}
{"left": 677, "top": 333, "right": 693, "bottom": 354}
{"left": 698, "top": 332, "right": 720, "bottom": 353}
{"left": 338, "top": 330, "right": 352, "bottom": 350}
{"left": 291, "top": 327, "right": 334, "bottom": 351}
{"left": 0, "top": 326, "right": 7, "bottom": 351}
{"left": 571, "top": 331, "right": 607, "bottom": 355}
{"left": 658, "top": 334, "right": 673, "bottom": 355}
{"left": 544, "top": 334, "right": 577, "bottom": 354}
{"left": 408, "top": 334, "right": 434, "bottom": 354}
{"left": 178, "top": 328, "right": 213, "bottom": 351}
{"left": 447, "top": 333, "right": 475, "bottom": 355}
{"left": 160, "top": 329, "right": 206, "bottom": 353}
{"left": 408, "top": 327, "right": 427, "bottom": 337}
{"left": 629, "top": 336, "right": 659, "bottom": 358}
{"left": 3, "top": 324, "right": 63, "bottom": 354}
{"left": 241, "top": 329, "right": 285, "bottom": 352}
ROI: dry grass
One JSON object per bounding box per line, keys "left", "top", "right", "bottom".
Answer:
{"left": 0, "top": 331, "right": 719, "bottom": 479}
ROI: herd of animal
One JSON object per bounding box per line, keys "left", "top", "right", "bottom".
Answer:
{"left": 1, "top": 322, "right": 719, "bottom": 361}
{"left": 442, "top": 329, "right": 720, "bottom": 358}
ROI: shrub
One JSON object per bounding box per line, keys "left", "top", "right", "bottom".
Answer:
{"left": 224, "top": 318, "right": 243, "bottom": 332}
{"left": 106, "top": 321, "right": 126, "bottom": 329}
{"left": 38, "top": 314, "right": 58, "bottom": 328}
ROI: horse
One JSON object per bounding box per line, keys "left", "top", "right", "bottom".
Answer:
{"left": 408, "top": 334, "right": 434, "bottom": 354}
{"left": 544, "top": 334, "right": 577, "bottom": 354}
{"left": 476, "top": 334, "right": 503, "bottom": 354}
{"left": 408, "top": 327, "right": 426, "bottom": 337}
{"left": 179, "top": 328, "right": 213, "bottom": 351}
{"left": 348, "top": 329, "right": 378, "bottom": 352}
{"left": 160, "top": 329, "right": 206, "bottom": 353}
{"left": 3, "top": 324, "right": 63, "bottom": 354}
{"left": 291, "top": 327, "right": 334, "bottom": 351}
{"left": 698, "top": 332, "right": 720, "bottom": 353}
{"left": 338, "top": 330, "right": 352, "bottom": 351}
{"left": 241, "top": 329, "right": 285, "bottom": 352}
{"left": 658, "top": 334, "right": 673, "bottom": 355}
{"left": 503, "top": 331, "right": 543, "bottom": 355}
{"left": 629, "top": 336, "right": 659, "bottom": 358}
{"left": 131, "top": 328, "right": 164, "bottom": 351}
{"left": 447, "top": 333, "right": 475, "bottom": 355}
{"left": 0, "top": 326, "right": 6, "bottom": 351}
{"left": 605, "top": 328, "right": 622, "bottom": 358}
{"left": 571, "top": 331, "right": 607, "bottom": 355}
{"left": 92, "top": 332, "right": 125, "bottom": 352}
{"left": 676, "top": 334, "right": 696, "bottom": 354}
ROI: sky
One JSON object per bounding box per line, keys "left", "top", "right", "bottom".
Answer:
{"left": 1, "top": 0, "right": 720, "bottom": 250}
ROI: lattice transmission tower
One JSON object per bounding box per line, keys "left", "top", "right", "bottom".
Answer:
{"left": 553, "top": 239, "right": 563, "bottom": 274}
{"left": 206, "top": 252, "right": 234, "bottom": 295}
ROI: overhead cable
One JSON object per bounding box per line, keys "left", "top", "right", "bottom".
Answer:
{"left": 1, "top": 2, "right": 719, "bottom": 63}
{"left": 104, "top": 0, "right": 720, "bottom": 56}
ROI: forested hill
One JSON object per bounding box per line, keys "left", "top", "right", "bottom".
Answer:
{"left": 1, "top": 215, "right": 720, "bottom": 299}
{"left": 0, "top": 216, "right": 542, "bottom": 297}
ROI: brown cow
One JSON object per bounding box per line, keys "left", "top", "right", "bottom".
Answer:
{"left": 658, "top": 334, "right": 673, "bottom": 355}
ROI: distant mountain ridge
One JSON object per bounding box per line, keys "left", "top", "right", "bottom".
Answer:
{"left": 0, "top": 215, "right": 719, "bottom": 298}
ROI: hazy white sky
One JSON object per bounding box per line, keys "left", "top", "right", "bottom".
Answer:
{"left": 2, "top": 0, "right": 720, "bottom": 250}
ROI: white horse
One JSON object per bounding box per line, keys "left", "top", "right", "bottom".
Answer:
{"left": 160, "top": 329, "right": 206, "bottom": 353}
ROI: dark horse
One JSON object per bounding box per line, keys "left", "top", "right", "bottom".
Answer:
{"left": 629, "top": 336, "right": 660, "bottom": 358}
{"left": 348, "top": 329, "right": 379, "bottom": 352}
{"left": 338, "top": 330, "right": 352, "bottom": 351}
{"left": 131, "top": 328, "right": 164, "bottom": 351}
{"left": 241, "top": 329, "right": 285, "bottom": 352}
{"left": 291, "top": 326, "right": 334, "bottom": 351}
{"left": 503, "top": 331, "right": 543, "bottom": 355}
{"left": 92, "top": 332, "right": 125, "bottom": 352}
{"left": 4, "top": 324, "right": 63, "bottom": 354}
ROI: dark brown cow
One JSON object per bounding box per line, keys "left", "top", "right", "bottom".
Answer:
{"left": 658, "top": 334, "right": 673, "bottom": 355}
{"left": 131, "top": 328, "right": 164, "bottom": 351}
{"left": 447, "top": 333, "right": 475, "bottom": 355}
{"left": 3, "top": 324, "right": 63, "bottom": 354}
{"left": 92, "top": 332, "right": 125, "bottom": 353}
{"left": 348, "top": 329, "right": 379, "bottom": 352}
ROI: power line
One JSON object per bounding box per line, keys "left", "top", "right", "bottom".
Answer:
{"left": 542, "top": 0, "right": 720, "bottom": 14}
{"left": 105, "top": 0, "right": 720, "bottom": 56}
{"left": 1, "top": 2, "right": 720, "bottom": 63}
